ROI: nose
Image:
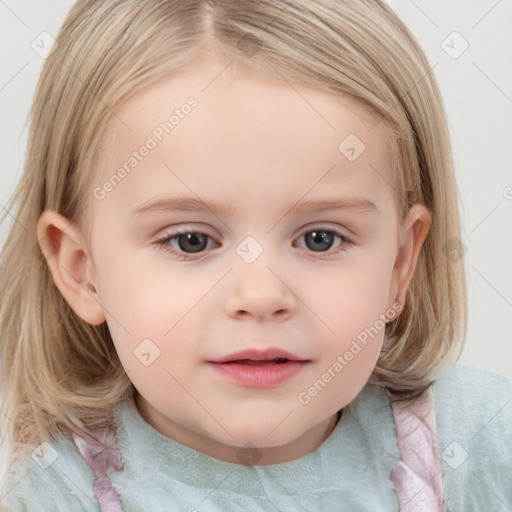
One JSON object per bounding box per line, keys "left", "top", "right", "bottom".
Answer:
{"left": 224, "top": 256, "right": 298, "bottom": 322}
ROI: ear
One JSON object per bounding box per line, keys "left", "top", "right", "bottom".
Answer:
{"left": 387, "top": 204, "right": 431, "bottom": 313}
{"left": 36, "top": 210, "right": 106, "bottom": 325}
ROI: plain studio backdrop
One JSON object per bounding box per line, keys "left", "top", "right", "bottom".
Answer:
{"left": 0, "top": 1, "right": 511, "bottom": 380}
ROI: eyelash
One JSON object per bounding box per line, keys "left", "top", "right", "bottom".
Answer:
{"left": 154, "top": 227, "right": 354, "bottom": 261}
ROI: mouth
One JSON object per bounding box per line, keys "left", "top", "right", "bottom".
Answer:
{"left": 206, "top": 350, "right": 310, "bottom": 388}
{"left": 208, "top": 348, "right": 308, "bottom": 364}
{"left": 224, "top": 358, "right": 291, "bottom": 366}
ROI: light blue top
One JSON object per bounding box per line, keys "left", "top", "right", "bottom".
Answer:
{"left": 2, "top": 364, "right": 512, "bottom": 511}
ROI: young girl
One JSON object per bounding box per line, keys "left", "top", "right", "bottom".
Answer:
{"left": 1, "top": 0, "right": 511, "bottom": 510}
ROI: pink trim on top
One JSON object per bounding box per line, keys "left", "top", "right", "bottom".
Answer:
{"left": 387, "top": 386, "right": 447, "bottom": 511}
{"left": 71, "top": 426, "right": 124, "bottom": 512}
{"left": 71, "top": 387, "right": 447, "bottom": 511}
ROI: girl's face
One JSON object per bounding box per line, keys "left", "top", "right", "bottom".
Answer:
{"left": 41, "top": 56, "right": 430, "bottom": 465}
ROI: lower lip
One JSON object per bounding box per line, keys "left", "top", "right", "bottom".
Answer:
{"left": 206, "top": 361, "right": 309, "bottom": 388}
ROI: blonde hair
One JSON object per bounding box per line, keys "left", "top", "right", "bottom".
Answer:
{"left": 0, "top": 0, "right": 466, "bottom": 487}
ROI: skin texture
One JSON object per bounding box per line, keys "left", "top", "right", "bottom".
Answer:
{"left": 38, "top": 56, "right": 431, "bottom": 466}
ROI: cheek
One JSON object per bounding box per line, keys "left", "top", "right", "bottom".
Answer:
{"left": 302, "top": 255, "right": 393, "bottom": 335}
{"left": 95, "top": 248, "right": 198, "bottom": 328}
{"left": 295, "top": 256, "right": 391, "bottom": 402}
{"left": 94, "top": 254, "right": 207, "bottom": 372}
{"left": 307, "top": 292, "right": 387, "bottom": 410}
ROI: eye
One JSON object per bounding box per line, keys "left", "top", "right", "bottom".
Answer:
{"left": 154, "top": 227, "right": 353, "bottom": 261}
{"left": 295, "top": 228, "right": 353, "bottom": 259}
{"left": 155, "top": 230, "right": 216, "bottom": 260}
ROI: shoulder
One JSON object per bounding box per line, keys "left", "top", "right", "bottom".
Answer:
{"left": 433, "top": 362, "right": 512, "bottom": 389}
{"left": 431, "top": 364, "right": 512, "bottom": 510}
{"left": 432, "top": 363, "right": 512, "bottom": 442}
{"left": 432, "top": 363, "right": 512, "bottom": 424}
{"left": 1, "top": 434, "right": 99, "bottom": 511}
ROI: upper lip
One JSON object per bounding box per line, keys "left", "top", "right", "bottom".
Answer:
{"left": 207, "top": 348, "right": 308, "bottom": 363}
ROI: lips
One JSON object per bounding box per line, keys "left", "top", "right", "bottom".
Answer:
{"left": 228, "top": 358, "right": 289, "bottom": 366}
{"left": 206, "top": 349, "right": 309, "bottom": 388}
{"left": 207, "top": 348, "right": 307, "bottom": 364}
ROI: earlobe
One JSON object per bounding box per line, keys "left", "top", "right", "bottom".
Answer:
{"left": 36, "top": 210, "right": 106, "bottom": 326}
{"left": 389, "top": 204, "right": 431, "bottom": 311}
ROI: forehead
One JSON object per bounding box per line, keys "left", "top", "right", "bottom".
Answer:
{"left": 92, "top": 58, "right": 397, "bottom": 217}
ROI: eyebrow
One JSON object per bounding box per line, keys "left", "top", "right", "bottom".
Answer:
{"left": 131, "top": 195, "right": 378, "bottom": 217}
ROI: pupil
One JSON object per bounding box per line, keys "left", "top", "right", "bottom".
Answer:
{"left": 179, "top": 233, "right": 207, "bottom": 253}
{"left": 175, "top": 230, "right": 334, "bottom": 254}
{"left": 306, "top": 230, "right": 333, "bottom": 251}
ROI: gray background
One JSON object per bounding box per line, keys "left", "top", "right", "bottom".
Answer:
{"left": 0, "top": 1, "right": 511, "bottom": 378}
